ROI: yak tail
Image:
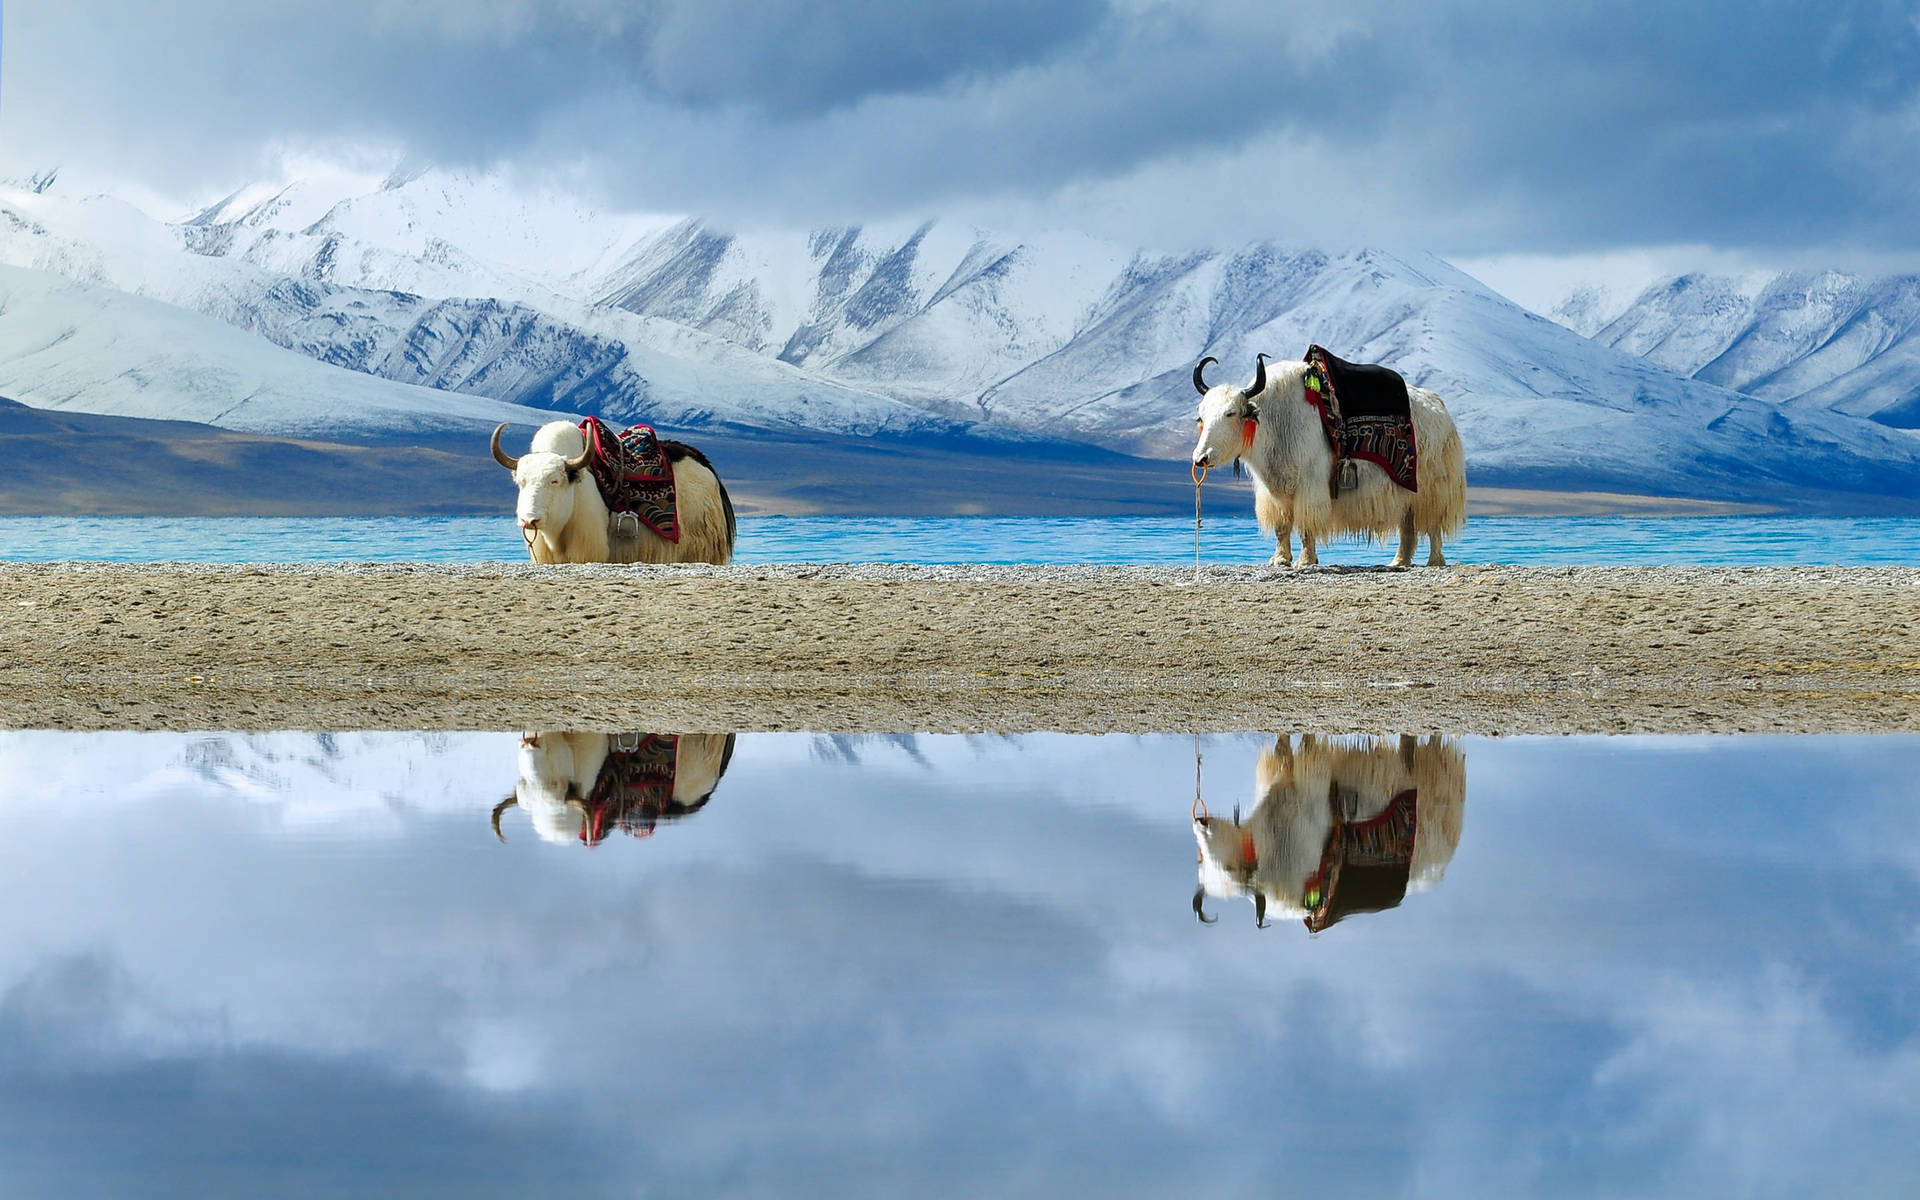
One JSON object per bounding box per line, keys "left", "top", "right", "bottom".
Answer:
{"left": 663, "top": 440, "right": 738, "bottom": 552}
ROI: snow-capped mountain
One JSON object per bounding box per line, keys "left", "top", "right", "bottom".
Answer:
{"left": 0, "top": 264, "right": 571, "bottom": 440}
{"left": 1564, "top": 271, "right": 1920, "bottom": 430}
{"left": 4, "top": 166, "right": 1920, "bottom": 505}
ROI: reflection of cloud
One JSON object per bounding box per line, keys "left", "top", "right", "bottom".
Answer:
{"left": 1595, "top": 967, "right": 1920, "bottom": 1196}
{"left": 0, "top": 732, "right": 1914, "bottom": 1192}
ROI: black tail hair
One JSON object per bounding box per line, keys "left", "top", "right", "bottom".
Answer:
{"left": 662, "top": 440, "right": 738, "bottom": 550}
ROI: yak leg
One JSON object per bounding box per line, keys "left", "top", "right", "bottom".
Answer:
{"left": 1391, "top": 512, "right": 1416, "bottom": 568}
{"left": 1269, "top": 525, "right": 1294, "bottom": 567}
{"left": 1299, "top": 531, "right": 1319, "bottom": 566}
{"left": 1427, "top": 529, "right": 1447, "bottom": 567}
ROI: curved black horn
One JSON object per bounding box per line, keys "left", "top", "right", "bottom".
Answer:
{"left": 1245, "top": 352, "right": 1270, "bottom": 398}
{"left": 491, "top": 795, "right": 518, "bottom": 842}
{"left": 1254, "top": 893, "right": 1270, "bottom": 929}
{"left": 1193, "top": 886, "right": 1217, "bottom": 924}
{"left": 1192, "top": 356, "right": 1218, "bottom": 395}
{"left": 490, "top": 424, "right": 519, "bottom": 471}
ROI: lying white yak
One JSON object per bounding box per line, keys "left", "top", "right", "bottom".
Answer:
{"left": 1193, "top": 734, "right": 1465, "bottom": 931}
{"left": 492, "top": 731, "right": 738, "bottom": 845}
{"left": 1191, "top": 355, "right": 1466, "bottom": 567}
{"left": 491, "top": 421, "right": 736, "bottom": 564}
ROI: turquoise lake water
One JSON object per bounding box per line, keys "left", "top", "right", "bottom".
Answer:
{"left": 2, "top": 513, "right": 1917, "bottom": 565}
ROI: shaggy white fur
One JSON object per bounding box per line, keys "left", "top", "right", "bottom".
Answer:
{"left": 1192, "top": 359, "right": 1467, "bottom": 567}
{"left": 495, "top": 420, "right": 735, "bottom": 565}
{"left": 1194, "top": 734, "right": 1466, "bottom": 928}
{"left": 500, "top": 731, "right": 737, "bottom": 845}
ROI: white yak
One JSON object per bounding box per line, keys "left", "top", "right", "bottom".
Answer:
{"left": 1193, "top": 734, "right": 1465, "bottom": 931}
{"left": 492, "top": 731, "right": 738, "bottom": 845}
{"left": 1190, "top": 355, "right": 1466, "bottom": 567}
{"left": 491, "top": 421, "right": 736, "bottom": 564}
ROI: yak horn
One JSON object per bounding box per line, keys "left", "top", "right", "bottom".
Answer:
{"left": 1245, "top": 352, "right": 1269, "bottom": 399}
{"left": 490, "top": 424, "right": 519, "bottom": 471}
{"left": 1193, "top": 886, "right": 1217, "bottom": 924}
{"left": 1192, "top": 356, "right": 1218, "bottom": 395}
{"left": 563, "top": 444, "right": 592, "bottom": 472}
{"left": 1254, "top": 893, "right": 1269, "bottom": 929}
{"left": 491, "top": 795, "right": 518, "bottom": 842}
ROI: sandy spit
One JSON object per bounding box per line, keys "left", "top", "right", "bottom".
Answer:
{"left": 2, "top": 562, "right": 1915, "bottom": 734}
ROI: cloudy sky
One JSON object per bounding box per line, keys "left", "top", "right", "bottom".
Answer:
{"left": 4, "top": 1, "right": 1920, "bottom": 298}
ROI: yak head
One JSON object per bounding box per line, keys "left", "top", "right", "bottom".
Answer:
{"left": 492, "top": 422, "right": 590, "bottom": 540}
{"left": 492, "top": 731, "right": 596, "bottom": 845}
{"left": 1190, "top": 739, "right": 1342, "bottom": 929}
{"left": 1190, "top": 354, "right": 1270, "bottom": 474}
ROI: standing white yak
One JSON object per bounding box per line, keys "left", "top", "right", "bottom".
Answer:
{"left": 491, "top": 420, "right": 736, "bottom": 564}
{"left": 1190, "top": 355, "right": 1466, "bottom": 567}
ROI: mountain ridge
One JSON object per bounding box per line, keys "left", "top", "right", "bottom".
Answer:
{"left": 4, "top": 168, "right": 1919, "bottom": 509}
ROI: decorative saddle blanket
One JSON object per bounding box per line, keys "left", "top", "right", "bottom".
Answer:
{"left": 1301, "top": 344, "right": 1419, "bottom": 496}
{"left": 578, "top": 733, "right": 681, "bottom": 846}
{"left": 1305, "top": 786, "right": 1417, "bottom": 933}
{"left": 579, "top": 417, "right": 679, "bottom": 543}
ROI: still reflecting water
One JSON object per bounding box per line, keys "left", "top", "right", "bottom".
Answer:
{"left": 0, "top": 731, "right": 1915, "bottom": 1197}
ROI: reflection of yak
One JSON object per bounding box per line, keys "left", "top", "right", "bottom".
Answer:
{"left": 1193, "top": 735, "right": 1465, "bottom": 931}
{"left": 493, "top": 732, "right": 737, "bottom": 845}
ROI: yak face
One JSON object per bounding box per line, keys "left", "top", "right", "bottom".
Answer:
{"left": 511, "top": 732, "right": 591, "bottom": 844}
{"left": 512, "top": 452, "right": 583, "bottom": 538}
{"left": 1192, "top": 387, "right": 1261, "bottom": 471}
{"left": 1190, "top": 354, "right": 1269, "bottom": 472}
{"left": 1192, "top": 788, "right": 1338, "bottom": 928}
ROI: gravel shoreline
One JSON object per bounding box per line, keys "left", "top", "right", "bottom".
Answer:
{"left": 4, "top": 562, "right": 1916, "bottom": 734}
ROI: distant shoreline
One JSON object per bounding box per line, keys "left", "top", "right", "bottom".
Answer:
{"left": 4, "top": 563, "right": 1913, "bottom": 735}
{"left": 3, "top": 401, "right": 1899, "bottom": 517}
{"left": 0, "top": 485, "right": 1797, "bottom": 520}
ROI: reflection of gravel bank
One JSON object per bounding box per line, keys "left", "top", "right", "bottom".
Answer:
{"left": 3, "top": 563, "right": 1916, "bottom": 734}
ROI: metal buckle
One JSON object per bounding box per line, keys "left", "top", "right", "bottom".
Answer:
{"left": 612, "top": 510, "right": 641, "bottom": 540}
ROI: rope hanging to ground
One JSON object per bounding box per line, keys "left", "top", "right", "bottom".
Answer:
{"left": 1191, "top": 460, "right": 1208, "bottom": 583}
{"left": 1191, "top": 732, "right": 1207, "bottom": 821}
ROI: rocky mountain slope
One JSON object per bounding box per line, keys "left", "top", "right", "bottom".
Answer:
{"left": 4, "top": 168, "right": 1919, "bottom": 507}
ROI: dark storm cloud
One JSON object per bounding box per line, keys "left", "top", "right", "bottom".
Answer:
{"left": 641, "top": 0, "right": 1109, "bottom": 113}
{"left": 4, "top": 0, "right": 1919, "bottom": 251}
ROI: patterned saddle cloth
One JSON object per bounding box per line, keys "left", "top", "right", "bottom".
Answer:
{"left": 1306, "top": 786, "right": 1417, "bottom": 933}
{"left": 578, "top": 733, "right": 681, "bottom": 846}
{"left": 579, "top": 417, "right": 679, "bottom": 543}
{"left": 1301, "top": 344, "right": 1419, "bottom": 495}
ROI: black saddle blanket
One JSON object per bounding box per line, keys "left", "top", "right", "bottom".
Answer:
{"left": 1301, "top": 344, "right": 1419, "bottom": 494}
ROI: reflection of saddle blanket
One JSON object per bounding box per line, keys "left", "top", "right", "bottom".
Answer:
{"left": 1301, "top": 345, "right": 1419, "bottom": 495}
{"left": 1307, "top": 787, "right": 1417, "bottom": 933}
{"left": 579, "top": 417, "right": 679, "bottom": 543}
{"left": 580, "top": 733, "right": 680, "bottom": 845}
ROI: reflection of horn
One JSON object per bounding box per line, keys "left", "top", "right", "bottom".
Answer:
{"left": 1193, "top": 886, "right": 1217, "bottom": 924}
{"left": 490, "top": 424, "right": 519, "bottom": 470}
{"left": 1192, "top": 356, "right": 1218, "bottom": 395}
{"left": 491, "top": 795, "right": 518, "bottom": 841}
{"left": 1254, "top": 893, "right": 1269, "bottom": 929}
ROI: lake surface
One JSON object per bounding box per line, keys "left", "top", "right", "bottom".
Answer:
{"left": 0, "top": 730, "right": 1914, "bottom": 1197}
{"left": 2, "top": 513, "right": 1918, "bottom": 565}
